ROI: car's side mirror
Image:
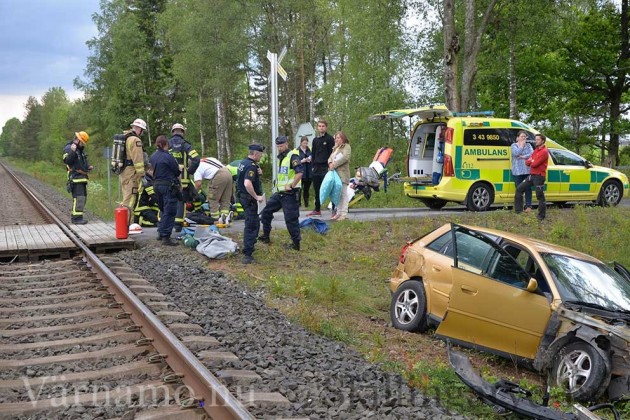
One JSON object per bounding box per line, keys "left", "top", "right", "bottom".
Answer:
{"left": 584, "top": 160, "right": 593, "bottom": 168}
{"left": 526, "top": 278, "right": 538, "bottom": 293}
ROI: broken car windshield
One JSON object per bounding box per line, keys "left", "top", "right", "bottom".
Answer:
{"left": 542, "top": 253, "right": 630, "bottom": 313}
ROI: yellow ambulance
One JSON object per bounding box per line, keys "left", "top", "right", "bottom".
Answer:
{"left": 370, "top": 105, "right": 629, "bottom": 210}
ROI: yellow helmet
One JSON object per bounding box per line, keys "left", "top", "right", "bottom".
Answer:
{"left": 75, "top": 131, "right": 89, "bottom": 144}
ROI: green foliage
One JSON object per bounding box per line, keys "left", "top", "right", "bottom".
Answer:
{"left": 0, "top": 118, "right": 22, "bottom": 156}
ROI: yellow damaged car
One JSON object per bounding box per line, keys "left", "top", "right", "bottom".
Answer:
{"left": 389, "top": 223, "right": 630, "bottom": 402}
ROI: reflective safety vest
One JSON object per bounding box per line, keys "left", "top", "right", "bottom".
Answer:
{"left": 275, "top": 150, "right": 301, "bottom": 192}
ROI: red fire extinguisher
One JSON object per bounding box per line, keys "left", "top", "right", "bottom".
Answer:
{"left": 115, "top": 206, "right": 129, "bottom": 239}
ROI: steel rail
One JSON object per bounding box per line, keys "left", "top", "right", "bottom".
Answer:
{"left": 1, "top": 162, "right": 254, "bottom": 420}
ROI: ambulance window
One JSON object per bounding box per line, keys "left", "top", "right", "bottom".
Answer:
{"left": 463, "top": 129, "right": 511, "bottom": 146}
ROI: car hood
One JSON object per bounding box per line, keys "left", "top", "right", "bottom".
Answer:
{"left": 559, "top": 304, "right": 630, "bottom": 342}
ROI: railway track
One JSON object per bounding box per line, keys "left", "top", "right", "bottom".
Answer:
{"left": 0, "top": 162, "right": 278, "bottom": 419}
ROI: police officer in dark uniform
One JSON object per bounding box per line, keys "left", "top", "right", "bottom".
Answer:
{"left": 237, "top": 144, "right": 265, "bottom": 264}
{"left": 259, "top": 136, "right": 303, "bottom": 251}
{"left": 150, "top": 135, "right": 181, "bottom": 246}
{"left": 168, "top": 123, "right": 200, "bottom": 231}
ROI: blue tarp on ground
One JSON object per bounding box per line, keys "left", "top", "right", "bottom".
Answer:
{"left": 299, "top": 218, "right": 329, "bottom": 234}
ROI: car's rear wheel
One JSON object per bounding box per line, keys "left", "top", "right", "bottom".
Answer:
{"left": 598, "top": 180, "right": 623, "bottom": 207}
{"left": 551, "top": 341, "right": 610, "bottom": 402}
{"left": 466, "top": 182, "right": 494, "bottom": 211}
{"left": 420, "top": 198, "right": 447, "bottom": 210}
{"left": 390, "top": 280, "right": 428, "bottom": 332}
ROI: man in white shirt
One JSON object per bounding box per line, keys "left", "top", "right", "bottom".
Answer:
{"left": 194, "top": 157, "right": 233, "bottom": 223}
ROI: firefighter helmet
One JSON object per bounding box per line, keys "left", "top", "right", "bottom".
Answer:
{"left": 75, "top": 131, "right": 89, "bottom": 144}
{"left": 131, "top": 118, "right": 147, "bottom": 131}
{"left": 171, "top": 123, "right": 186, "bottom": 134}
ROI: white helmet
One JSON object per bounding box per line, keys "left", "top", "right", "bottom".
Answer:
{"left": 171, "top": 123, "right": 186, "bottom": 134}
{"left": 131, "top": 118, "right": 147, "bottom": 131}
{"left": 128, "top": 223, "right": 143, "bottom": 234}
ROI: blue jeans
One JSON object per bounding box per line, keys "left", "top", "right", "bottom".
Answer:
{"left": 515, "top": 175, "right": 546, "bottom": 220}
{"left": 513, "top": 174, "right": 532, "bottom": 209}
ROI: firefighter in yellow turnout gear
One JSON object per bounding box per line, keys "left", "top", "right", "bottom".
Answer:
{"left": 63, "top": 131, "right": 93, "bottom": 224}
{"left": 133, "top": 165, "right": 160, "bottom": 227}
{"left": 120, "top": 118, "right": 147, "bottom": 225}
{"left": 168, "top": 123, "right": 200, "bottom": 231}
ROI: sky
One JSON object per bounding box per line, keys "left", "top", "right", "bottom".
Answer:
{"left": 0, "top": 0, "right": 101, "bottom": 133}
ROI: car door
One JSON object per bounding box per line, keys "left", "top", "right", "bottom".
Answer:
{"left": 547, "top": 149, "right": 593, "bottom": 200}
{"left": 436, "top": 225, "right": 552, "bottom": 359}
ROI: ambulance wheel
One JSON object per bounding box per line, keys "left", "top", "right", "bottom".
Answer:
{"left": 420, "top": 198, "right": 447, "bottom": 210}
{"left": 466, "top": 183, "right": 494, "bottom": 211}
{"left": 598, "top": 180, "right": 623, "bottom": 207}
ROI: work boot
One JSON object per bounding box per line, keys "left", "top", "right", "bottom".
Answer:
{"left": 241, "top": 255, "right": 255, "bottom": 264}
{"left": 72, "top": 217, "right": 88, "bottom": 225}
{"left": 162, "top": 238, "right": 179, "bottom": 246}
{"left": 174, "top": 224, "right": 183, "bottom": 233}
{"left": 284, "top": 242, "right": 300, "bottom": 251}
{"left": 258, "top": 235, "right": 271, "bottom": 244}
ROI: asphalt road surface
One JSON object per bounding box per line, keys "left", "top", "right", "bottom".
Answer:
{"left": 132, "top": 197, "right": 629, "bottom": 240}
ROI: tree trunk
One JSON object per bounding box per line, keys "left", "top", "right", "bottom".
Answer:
{"left": 215, "top": 95, "right": 228, "bottom": 162}
{"left": 443, "top": 0, "right": 460, "bottom": 111}
{"left": 460, "top": 0, "right": 499, "bottom": 112}
{"left": 198, "top": 89, "right": 205, "bottom": 157}
{"left": 608, "top": 0, "right": 629, "bottom": 166}
{"left": 509, "top": 36, "right": 517, "bottom": 119}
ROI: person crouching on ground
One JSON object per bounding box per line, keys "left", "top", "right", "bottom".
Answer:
{"left": 150, "top": 135, "right": 181, "bottom": 246}
{"left": 259, "top": 136, "right": 303, "bottom": 251}
{"left": 63, "top": 131, "right": 93, "bottom": 224}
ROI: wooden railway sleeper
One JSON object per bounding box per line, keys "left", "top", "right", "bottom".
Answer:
{"left": 136, "top": 337, "right": 154, "bottom": 346}
{"left": 148, "top": 353, "right": 166, "bottom": 363}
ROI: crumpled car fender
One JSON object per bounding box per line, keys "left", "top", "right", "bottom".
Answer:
{"left": 534, "top": 315, "right": 612, "bottom": 376}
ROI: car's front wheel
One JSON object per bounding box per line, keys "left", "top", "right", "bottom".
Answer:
{"left": 551, "top": 341, "right": 610, "bottom": 402}
{"left": 390, "top": 280, "right": 428, "bottom": 332}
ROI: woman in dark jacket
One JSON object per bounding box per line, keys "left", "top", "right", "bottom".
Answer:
{"left": 296, "top": 136, "right": 312, "bottom": 208}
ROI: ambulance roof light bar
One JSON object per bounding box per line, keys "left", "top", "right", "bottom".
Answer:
{"left": 451, "top": 111, "right": 495, "bottom": 117}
